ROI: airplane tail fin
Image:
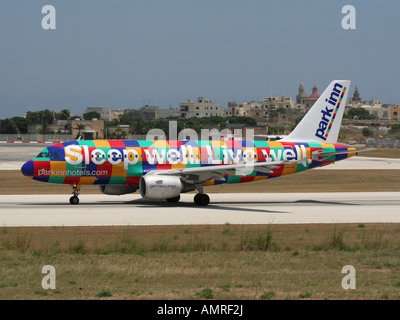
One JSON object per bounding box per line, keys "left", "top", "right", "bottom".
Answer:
{"left": 283, "top": 80, "right": 351, "bottom": 144}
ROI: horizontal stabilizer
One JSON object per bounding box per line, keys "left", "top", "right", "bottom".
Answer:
{"left": 311, "top": 148, "right": 374, "bottom": 161}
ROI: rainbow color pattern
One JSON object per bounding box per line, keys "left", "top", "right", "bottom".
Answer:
{"left": 21, "top": 140, "right": 356, "bottom": 187}
{"left": 325, "top": 87, "right": 347, "bottom": 139}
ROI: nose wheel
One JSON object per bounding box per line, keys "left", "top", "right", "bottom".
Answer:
{"left": 194, "top": 193, "right": 210, "bottom": 206}
{"left": 69, "top": 185, "right": 80, "bottom": 205}
{"left": 69, "top": 196, "right": 79, "bottom": 205}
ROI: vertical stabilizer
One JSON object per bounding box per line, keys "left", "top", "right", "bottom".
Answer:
{"left": 283, "top": 80, "right": 351, "bottom": 144}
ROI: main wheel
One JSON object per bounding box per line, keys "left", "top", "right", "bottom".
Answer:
{"left": 194, "top": 193, "right": 210, "bottom": 206}
{"left": 166, "top": 195, "right": 180, "bottom": 203}
{"left": 69, "top": 196, "right": 79, "bottom": 205}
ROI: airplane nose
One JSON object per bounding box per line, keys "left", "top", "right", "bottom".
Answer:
{"left": 21, "top": 160, "right": 34, "bottom": 177}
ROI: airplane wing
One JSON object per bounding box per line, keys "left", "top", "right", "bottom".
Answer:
{"left": 145, "top": 158, "right": 307, "bottom": 185}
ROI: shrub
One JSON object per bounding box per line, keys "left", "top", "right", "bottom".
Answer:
{"left": 260, "top": 291, "right": 276, "bottom": 300}
{"left": 96, "top": 289, "right": 113, "bottom": 297}
{"left": 196, "top": 288, "right": 214, "bottom": 299}
{"left": 298, "top": 291, "right": 312, "bottom": 299}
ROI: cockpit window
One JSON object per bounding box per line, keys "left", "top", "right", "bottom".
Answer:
{"left": 36, "top": 151, "right": 60, "bottom": 159}
{"left": 37, "top": 152, "right": 48, "bottom": 158}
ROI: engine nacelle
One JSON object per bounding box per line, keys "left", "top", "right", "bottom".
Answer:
{"left": 100, "top": 184, "right": 138, "bottom": 195}
{"left": 139, "top": 175, "right": 182, "bottom": 200}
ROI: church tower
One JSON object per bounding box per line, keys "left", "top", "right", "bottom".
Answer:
{"left": 352, "top": 86, "right": 361, "bottom": 102}
{"left": 296, "top": 80, "right": 307, "bottom": 104}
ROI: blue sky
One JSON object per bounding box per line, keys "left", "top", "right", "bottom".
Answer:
{"left": 1, "top": 0, "right": 399, "bottom": 118}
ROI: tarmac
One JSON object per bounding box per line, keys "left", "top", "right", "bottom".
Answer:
{"left": 0, "top": 192, "right": 399, "bottom": 227}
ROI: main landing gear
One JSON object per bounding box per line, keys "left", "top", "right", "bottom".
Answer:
{"left": 166, "top": 193, "right": 210, "bottom": 206}
{"left": 69, "top": 184, "right": 80, "bottom": 205}
{"left": 165, "top": 193, "right": 209, "bottom": 206}
{"left": 193, "top": 184, "right": 210, "bottom": 206}
{"left": 194, "top": 193, "right": 210, "bottom": 206}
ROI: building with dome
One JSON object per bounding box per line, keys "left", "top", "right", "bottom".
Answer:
{"left": 295, "top": 81, "right": 320, "bottom": 112}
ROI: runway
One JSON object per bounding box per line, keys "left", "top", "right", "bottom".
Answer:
{"left": 1, "top": 192, "right": 399, "bottom": 227}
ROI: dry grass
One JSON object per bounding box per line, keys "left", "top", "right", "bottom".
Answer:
{"left": 1, "top": 224, "right": 400, "bottom": 300}
{"left": 360, "top": 148, "right": 400, "bottom": 159}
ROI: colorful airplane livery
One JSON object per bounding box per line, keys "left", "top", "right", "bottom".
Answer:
{"left": 21, "top": 80, "right": 361, "bottom": 206}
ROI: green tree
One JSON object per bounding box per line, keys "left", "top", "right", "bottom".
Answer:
{"left": 129, "top": 119, "right": 147, "bottom": 135}
{"left": 36, "top": 122, "right": 52, "bottom": 134}
{"left": 83, "top": 111, "right": 101, "bottom": 120}
{"left": 26, "top": 109, "right": 55, "bottom": 125}
{"left": 75, "top": 124, "right": 86, "bottom": 139}
{"left": 10, "top": 117, "right": 32, "bottom": 134}
{"left": 56, "top": 109, "right": 71, "bottom": 120}
{"left": 345, "top": 108, "right": 375, "bottom": 120}
{"left": 389, "top": 124, "right": 400, "bottom": 135}
{"left": 64, "top": 123, "right": 72, "bottom": 134}
{"left": 362, "top": 127, "right": 374, "bottom": 137}
{"left": 0, "top": 118, "right": 18, "bottom": 134}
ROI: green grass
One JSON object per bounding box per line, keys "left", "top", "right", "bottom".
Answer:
{"left": 96, "top": 289, "right": 113, "bottom": 298}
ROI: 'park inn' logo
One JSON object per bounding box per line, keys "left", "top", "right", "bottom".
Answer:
{"left": 315, "top": 83, "right": 346, "bottom": 141}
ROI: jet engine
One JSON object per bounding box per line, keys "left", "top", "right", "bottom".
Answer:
{"left": 100, "top": 184, "right": 138, "bottom": 195}
{"left": 139, "top": 175, "right": 182, "bottom": 200}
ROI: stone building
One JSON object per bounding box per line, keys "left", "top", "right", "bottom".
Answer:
{"left": 295, "top": 81, "right": 320, "bottom": 111}
{"left": 179, "top": 97, "right": 222, "bottom": 118}
{"left": 50, "top": 119, "right": 104, "bottom": 140}
{"left": 390, "top": 104, "right": 400, "bottom": 121}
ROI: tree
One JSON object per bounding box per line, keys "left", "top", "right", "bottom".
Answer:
{"left": 36, "top": 122, "right": 51, "bottom": 134}
{"left": 64, "top": 123, "right": 72, "bottom": 134}
{"left": 26, "top": 109, "right": 55, "bottom": 125}
{"left": 362, "top": 127, "right": 374, "bottom": 137}
{"left": 389, "top": 124, "right": 400, "bottom": 135}
{"left": 83, "top": 111, "right": 101, "bottom": 120}
{"left": 0, "top": 119, "right": 18, "bottom": 134}
{"left": 56, "top": 109, "right": 71, "bottom": 120}
{"left": 10, "top": 117, "right": 32, "bottom": 134}
{"left": 129, "top": 118, "right": 147, "bottom": 135}
{"left": 345, "top": 108, "right": 376, "bottom": 120}
{"left": 114, "top": 127, "right": 123, "bottom": 139}
{"left": 75, "top": 124, "right": 86, "bottom": 139}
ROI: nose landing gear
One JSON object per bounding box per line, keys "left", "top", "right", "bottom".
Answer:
{"left": 69, "top": 184, "right": 80, "bottom": 205}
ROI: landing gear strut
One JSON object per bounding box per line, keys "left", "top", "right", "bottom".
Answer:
{"left": 194, "top": 193, "right": 210, "bottom": 206}
{"left": 69, "top": 184, "right": 80, "bottom": 205}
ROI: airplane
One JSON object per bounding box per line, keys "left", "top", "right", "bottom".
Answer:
{"left": 21, "top": 80, "right": 365, "bottom": 206}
